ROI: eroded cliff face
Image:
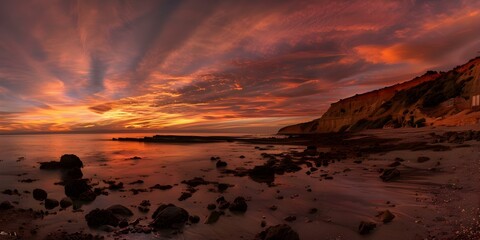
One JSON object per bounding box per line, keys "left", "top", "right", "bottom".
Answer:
{"left": 279, "top": 57, "right": 480, "bottom": 134}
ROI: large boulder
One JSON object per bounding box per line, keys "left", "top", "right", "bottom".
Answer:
{"left": 255, "top": 224, "right": 300, "bottom": 240}
{"left": 150, "top": 204, "right": 189, "bottom": 229}
{"left": 85, "top": 209, "right": 119, "bottom": 228}
{"left": 33, "top": 188, "right": 48, "bottom": 201}
{"left": 60, "top": 154, "right": 83, "bottom": 169}
{"left": 229, "top": 197, "right": 248, "bottom": 213}
{"left": 248, "top": 165, "right": 275, "bottom": 184}
{"left": 380, "top": 168, "right": 400, "bottom": 182}
{"left": 45, "top": 198, "right": 59, "bottom": 210}
{"left": 107, "top": 205, "right": 133, "bottom": 217}
{"left": 65, "top": 179, "right": 95, "bottom": 201}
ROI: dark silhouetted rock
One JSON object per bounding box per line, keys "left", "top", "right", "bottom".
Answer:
{"left": 60, "top": 197, "right": 72, "bottom": 208}
{"left": 380, "top": 168, "right": 400, "bottom": 182}
{"left": 150, "top": 205, "right": 189, "bottom": 229}
{"left": 60, "top": 154, "right": 83, "bottom": 169}
{"left": 204, "top": 210, "right": 222, "bottom": 224}
{"left": 284, "top": 216, "right": 296, "bottom": 222}
{"left": 255, "top": 224, "right": 300, "bottom": 240}
{"left": 85, "top": 209, "right": 119, "bottom": 228}
{"left": 39, "top": 161, "right": 62, "bottom": 170}
{"left": 181, "top": 177, "right": 210, "bottom": 187}
{"left": 0, "top": 201, "right": 14, "bottom": 210}
{"left": 207, "top": 204, "right": 216, "bottom": 210}
{"left": 216, "top": 160, "right": 227, "bottom": 168}
{"left": 178, "top": 192, "right": 192, "bottom": 201}
{"left": 229, "top": 197, "right": 247, "bottom": 213}
{"left": 377, "top": 210, "right": 395, "bottom": 223}
{"left": 217, "top": 183, "right": 230, "bottom": 192}
{"left": 63, "top": 168, "right": 83, "bottom": 180}
{"left": 45, "top": 198, "right": 59, "bottom": 210}
{"left": 65, "top": 179, "right": 95, "bottom": 201}
{"left": 216, "top": 196, "right": 230, "bottom": 210}
{"left": 358, "top": 221, "right": 376, "bottom": 235}
{"left": 33, "top": 188, "right": 47, "bottom": 201}
{"left": 248, "top": 165, "right": 275, "bottom": 184}
{"left": 150, "top": 184, "right": 173, "bottom": 190}
{"left": 107, "top": 205, "right": 133, "bottom": 217}
{"left": 189, "top": 215, "right": 200, "bottom": 224}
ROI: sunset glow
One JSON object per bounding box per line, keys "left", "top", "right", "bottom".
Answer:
{"left": 1, "top": 0, "right": 480, "bottom": 133}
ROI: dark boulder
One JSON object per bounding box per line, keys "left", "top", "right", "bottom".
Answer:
{"left": 33, "top": 188, "right": 48, "bottom": 201}
{"left": 39, "top": 161, "right": 62, "bottom": 170}
{"left": 255, "top": 224, "right": 300, "bottom": 240}
{"left": 62, "top": 168, "right": 83, "bottom": 180}
{"left": 189, "top": 215, "right": 200, "bottom": 224}
{"left": 85, "top": 209, "right": 119, "bottom": 228}
{"left": 204, "top": 210, "right": 223, "bottom": 224}
{"left": 0, "top": 201, "right": 14, "bottom": 210}
{"left": 358, "top": 221, "right": 376, "bottom": 234}
{"left": 248, "top": 165, "right": 275, "bottom": 184}
{"left": 60, "top": 154, "right": 83, "bottom": 169}
{"left": 216, "top": 160, "right": 227, "bottom": 168}
{"left": 377, "top": 210, "right": 395, "bottom": 223}
{"left": 65, "top": 179, "right": 94, "bottom": 201}
{"left": 229, "top": 197, "right": 248, "bottom": 213}
{"left": 107, "top": 205, "right": 133, "bottom": 217}
{"left": 181, "top": 177, "right": 210, "bottom": 187}
{"left": 150, "top": 204, "right": 189, "bottom": 229}
{"left": 45, "top": 198, "right": 59, "bottom": 210}
{"left": 60, "top": 197, "right": 72, "bottom": 208}
{"left": 380, "top": 168, "right": 400, "bottom": 182}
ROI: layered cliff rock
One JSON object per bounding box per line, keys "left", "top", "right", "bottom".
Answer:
{"left": 279, "top": 57, "right": 480, "bottom": 134}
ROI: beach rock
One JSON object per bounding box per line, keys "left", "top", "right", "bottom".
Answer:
{"left": 60, "top": 197, "right": 73, "bottom": 208}
{"left": 63, "top": 168, "right": 83, "bottom": 180}
{"left": 60, "top": 154, "right": 83, "bottom": 168}
{"left": 150, "top": 184, "right": 173, "bottom": 190}
{"left": 65, "top": 179, "right": 95, "bottom": 201}
{"left": 182, "top": 177, "right": 210, "bottom": 187}
{"left": 304, "top": 145, "right": 318, "bottom": 155}
{"left": 255, "top": 224, "right": 300, "bottom": 240}
{"left": 358, "top": 221, "right": 376, "bottom": 235}
{"left": 248, "top": 165, "right": 275, "bottom": 184}
{"left": 33, "top": 188, "right": 47, "bottom": 201}
{"left": 216, "top": 196, "right": 230, "bottom": 209}
{"left": 380, "top": 168, "right": 400, "bottom": 182}
{"left": 45, "top": 198, "right": 59, "bottom": 210}
{"left": 217, "top": 183, "right": 230, "bottom": 192}
{"left": 85, "top": 209, "right": 119, "bottom": 228}
{"left": 0, "top": 201, "right": 14, "bottom": 210}
{"left": 377, "top": 210, "right": 395, "bottom": 223}
{"left": 189, "top": 215, "right": 200, "bottom": 224}
{"left": 204, "top": 210, "right": 222, "bottom": 224}
{"left": 417, "top": 156, "right": 430, "bottom": 163}
{"left": 284, "top": 216, "right": 296, "bottom": 222}
{"left": 107, "top": 205, "right": 133, "bottom": 217}
{"left": 229, "top": 197, "right": 248, "bottom": 213}
{"left": 129, "top": 180, "right": 144, "bottom": 185}
{"left": 39, "top": 161, "right": 62, "bottom": 170}
{"left": 150, "top": 205, "right": 189, "bottom": 229}
{"left": 216, "top": 160, "right": 227, "bottom": 168}
{"left": 178, "top": 192, "right": 192, "bottom": 201}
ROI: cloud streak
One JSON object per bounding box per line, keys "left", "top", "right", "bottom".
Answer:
{"left": 1, "top": 0, "right": 480, "bottom": 133}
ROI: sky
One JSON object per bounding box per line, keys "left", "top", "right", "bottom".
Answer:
{"left": 1, "top": 0, "right": 480, "bottom": 134}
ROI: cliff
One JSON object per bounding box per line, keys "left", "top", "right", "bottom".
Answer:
{"left": 279, "top": 57, "right": 480, "bottom": 134}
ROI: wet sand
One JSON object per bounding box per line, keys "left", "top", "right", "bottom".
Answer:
{"left": 1, "top": 127, "right": 479, "bottom": 239}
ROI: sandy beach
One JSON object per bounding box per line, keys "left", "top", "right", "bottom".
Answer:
{"left": 0, "top": 127, "right": 478, "bottom": 240}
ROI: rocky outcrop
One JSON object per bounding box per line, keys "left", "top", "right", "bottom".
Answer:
{"left": 279, "top": 57, "right": 480, "bottom": 134}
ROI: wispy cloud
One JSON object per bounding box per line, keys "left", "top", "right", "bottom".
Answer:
{"left": 1, "top": 0, "right": 480, "bottom": 133}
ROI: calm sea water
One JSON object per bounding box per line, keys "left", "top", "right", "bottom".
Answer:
{"left": 0, "top": 133, "right": 432, "bottom": 240}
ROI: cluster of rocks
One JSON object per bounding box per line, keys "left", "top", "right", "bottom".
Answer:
{"left": 431, "top": 130, "right": 480, "bottom": 144}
